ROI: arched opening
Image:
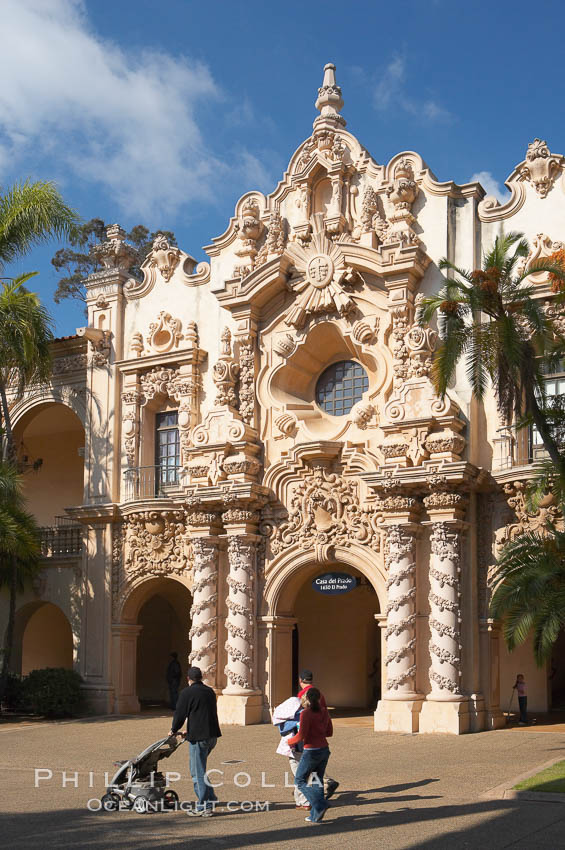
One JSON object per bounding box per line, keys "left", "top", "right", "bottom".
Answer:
{"left": 120, "top": 577, "right": 192, "bottom": 709}
{"left": 13, "top": 402, "right": 84, "bottom": 525}
{"left": 269, "top": 559, "right": 382, "bottom": 712}
{"left": 12, "top": 601, "right": 73, "bottom": 675}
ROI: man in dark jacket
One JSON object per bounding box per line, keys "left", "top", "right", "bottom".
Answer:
{"left": 170, "top": 666, "right": 222, "bottom": 816}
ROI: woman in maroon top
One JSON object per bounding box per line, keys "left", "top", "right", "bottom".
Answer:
{"left": 287, "top": 687, "right": 333, "bottom": 823}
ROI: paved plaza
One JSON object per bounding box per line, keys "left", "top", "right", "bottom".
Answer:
{"left": 2, "top": 713, "right": 565, "bottom": 849}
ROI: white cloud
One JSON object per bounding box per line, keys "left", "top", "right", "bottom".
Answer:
{"left": 470, "top": 171, "right": 506, "bottom": 203}
{"left": 372, "top": 55, "right": 452, "bottom": 123}
{"left": 0, "top": 0, "right": 271, "bottom": 219}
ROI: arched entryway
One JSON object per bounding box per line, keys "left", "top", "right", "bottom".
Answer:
{"left": 116, "top": 577, "right": 192, "bottom": 712}
{"left": 12, "top": 601, "right": 74, "bottom": 675}
{"left": 293, "top": 567, "right": 380, "bottom": 709}
{"left": 264, "top": 547, "right": 385, "bottom": 713}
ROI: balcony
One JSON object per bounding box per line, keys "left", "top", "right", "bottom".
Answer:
{"left": 39, "top": 516, "right": 82, "bottom": 558}
{"left": 123, "top": 465, "right": 182, "bottom": 502}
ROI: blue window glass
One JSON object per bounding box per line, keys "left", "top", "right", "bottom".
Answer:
{"left": 315, "top": 360, "right": 369, "bottom": 416}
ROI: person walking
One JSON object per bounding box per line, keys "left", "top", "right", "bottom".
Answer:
{"left": 166, "top": 651, "right": 182, "bottom": 709}
{"left": 169, "top": 666, "right": 221, "bottom": 816}
{"left": 272, "top": 695, "right": 310, "bottom": 810}
{"left": 287, "top": 687, "right": 333, "bottom": 824}
{"left": 513, "top": 673, "right": 528, "bottom": 725}
{"left": 297, "top": 670, "right": 339, "bottom": 799}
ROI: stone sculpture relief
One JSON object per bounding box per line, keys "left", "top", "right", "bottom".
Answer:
{"left": 270, "top": 466, "right": 380, "bottom": 562}
{"left": 520, "top": 139, "right": 563, "bottom": 198}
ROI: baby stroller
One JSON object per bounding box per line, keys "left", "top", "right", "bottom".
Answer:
{"left": 101, "top": 734, "right": 185, "bottom": 813}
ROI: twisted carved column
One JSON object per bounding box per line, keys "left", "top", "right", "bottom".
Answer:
{"left": 428, "top": 523, "right": 463, "bottom": 697}
{"left": 384, "top": 524, "right": 418, "bottom": 696}
{"left": 224, "top": 536, "right": 256, "bottom": 693}
{"left": 189, "top": 537, "right": 219, "bottom": 687}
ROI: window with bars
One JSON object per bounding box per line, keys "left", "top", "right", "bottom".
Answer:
{"left": 155, "top": 411, "right": 180, "bottom": 485}
{"left": 315, "top": 360, "right": 369, "bottom": 416}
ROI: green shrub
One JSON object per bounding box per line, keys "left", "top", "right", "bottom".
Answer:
{"left": 21, "top": 668, "right": 83, "bottom": 717}
{"left": 3, "top": 672, "right": 24, "bottom": 710}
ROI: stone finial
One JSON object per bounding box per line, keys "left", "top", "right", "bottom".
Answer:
{"left": 90, "top": 223, "right": 137, "bottom": 271}
{"left": 314, "top": 63, "right": 346, "bottom": 129}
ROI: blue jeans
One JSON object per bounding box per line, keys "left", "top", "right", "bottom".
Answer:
{"left": 189, "top": 738, "right": 218, "bottom": 811}
{"left": 518, "top": 696, "right": 528, "bottom": 723}
{"left": 295, "top": 747, "right": 330, "bottom": 822}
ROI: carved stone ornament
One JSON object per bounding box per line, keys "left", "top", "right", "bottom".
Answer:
{"left": 351, "top": 401, "right": 375, "bottom": 430}
{"left": 140, "top": 367, "right": 197, "bottom": 404}
{"left": 122, "top": 511, "right": 191, "bottom": 584}
{"left": 272, "top": 333, "right": 297, "bottom": 359}
{"left": 497, "top": 481, "right": 562, "bottom": 547}
{"left": 148, "top": 234, "right": 181, "bottom": 281}
{"left": 89, "top": 331, "right": 112, "bottom": 366}
{"left": 147, "top": 311, "right": 183, "bottom": 354}
{"left": 516, "top": 233, "right": 565, "bottom": 281}
{"left": 213, "top": 328, "right": 240, "bottom": 408}
{"left": 237, "top": 334, "right": 255, "bottom": 425}
{"left": 274, "top": 412, "right": 298, "bottom": 438}
{"left": 270, "top": 467, "right": 380, "bottom": 561}
{"left": 234, "top": 197, "right": 264, "bottom": 277}
{"left": 387, "top": 158, "right": 418, "bottom": 211}
{"left": 90, "top": 224, "right": 137, "bottom": 270}
{"left": 255, "top": 208, "right": 286, "bottom": 267}
{"left": 284, "top": 215, "right": 360, "bottom": 328}
{"left": 520, "top": 139, "right": 563, "bottom": 198}
{"left": 352, "top": 317, "right": 379, "bottom": 346}
{"left": 52, "top": 353, "right": 88, "bottom": 375}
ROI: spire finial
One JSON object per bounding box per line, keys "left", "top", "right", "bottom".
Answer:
{"left": 314, "top": 63, "right": 346, "bottom": 129}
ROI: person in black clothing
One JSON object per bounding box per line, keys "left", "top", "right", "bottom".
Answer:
{"left": 166, "top": 652, "right": 182, "bottom": 709}
{"left": 169, "top": 666, "right": 222, "bottom": 816}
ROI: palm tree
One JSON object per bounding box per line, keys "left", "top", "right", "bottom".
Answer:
{"left": 418, "top": 231, "right": 565, "bottom": 480}
{"left": 0, "top": 273, "right": 54, "bottom": 461}
{"left": 0, "top": 180, "right": 77, "bottom": 702}
{"left": 490, "top": 526, "right": 565, "bottom": 665}
{"left": 0, "top": 180, "right": 78, "bottom": 267}
{"left": 0, "top": 462, "right": 41, "bottom": 700}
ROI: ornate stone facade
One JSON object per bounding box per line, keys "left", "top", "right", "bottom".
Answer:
{"left": 9, "top": 62, "right": 565, "bottom": 732}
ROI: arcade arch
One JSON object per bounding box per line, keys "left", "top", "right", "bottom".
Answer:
{"left": 12, "top": 601, "right": 74, "bottom": 675}
{"left": 12, "top": 402, "right": 85, "bottom": 525}
{"left": 118, "top": 577, "right": 192, "bottom": 710}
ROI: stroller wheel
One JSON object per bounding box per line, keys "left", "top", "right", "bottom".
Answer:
{"left": 132, "top": 796, "right": 149, "bottom": 814}
{"left": 101, "top": 793, "right": 119, "bottom": 812}
{"left": 163, "top": 789, "right": 179, "bottom": 810}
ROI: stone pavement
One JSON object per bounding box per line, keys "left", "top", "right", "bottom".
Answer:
{"left": 2, "top": 712, "right": 565, "bottom": 849}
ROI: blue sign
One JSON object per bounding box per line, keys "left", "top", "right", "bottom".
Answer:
{"left": 312, "top": 572, "right": 358, "bottom": 595}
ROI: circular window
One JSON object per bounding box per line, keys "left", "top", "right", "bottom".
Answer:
{"left": 315, "top": 360, "right": 369, "bottom": 416}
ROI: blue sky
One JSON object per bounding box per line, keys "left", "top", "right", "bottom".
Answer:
{"left": 2, "top": 0, "right": 565, "bottom": 335}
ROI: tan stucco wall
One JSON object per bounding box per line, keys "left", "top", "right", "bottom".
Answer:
{"left": 21, "top": 602, "right": 73, "bottom": 675}
{"left": 499, "top": 635, "right": 549, "bottom": 714}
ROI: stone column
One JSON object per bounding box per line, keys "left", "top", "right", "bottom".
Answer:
{"left": 258, "top": 615, "right": 297, "bottom": 721}
{"left": 189, "top": 537, "right": 219, "bottom": 689}
{"left": 375, "top": 522, "right": 423, "bottom": 732}
{"left": 111, "top": 623, "right": 142, "bottom": 714}
{"left": 217, "top": 534, "right": 263, "bottom": 725}
{"left": 419, "top": 517, "right": 470, "bottom": 733}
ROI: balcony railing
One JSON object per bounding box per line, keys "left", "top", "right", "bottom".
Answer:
{"left": 123, "top": 465, "right": 182, "bottom": 502}
{"left": 39, "top": 516, "right": 82, "bottom": 557}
